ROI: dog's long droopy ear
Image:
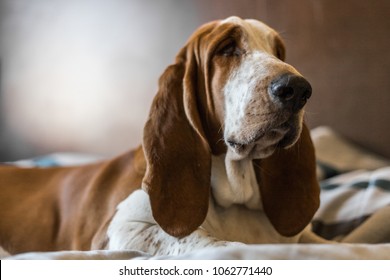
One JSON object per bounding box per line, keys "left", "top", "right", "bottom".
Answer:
{"left": 254, "top": 123, "right": 320, "bottom": 237}
{"left": 142, "top": 46, "right": 211, "bottom": 238}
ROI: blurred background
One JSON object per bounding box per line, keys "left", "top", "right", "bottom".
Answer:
{"left": 0, "top": 0, "right": 389, "bottom": 161}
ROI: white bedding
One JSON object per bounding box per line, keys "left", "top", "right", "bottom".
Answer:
{"left": 2, "top": 126, "right": 390, "bottom": 260}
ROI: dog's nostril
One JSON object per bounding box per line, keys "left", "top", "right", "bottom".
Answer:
{"left": 273, "top": 86, "right": 295, "bottom": 101}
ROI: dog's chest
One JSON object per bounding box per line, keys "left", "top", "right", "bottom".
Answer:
{"left": 204, "top": 155, "right": 297, "bottom": 244}
{"left": 202, "top": 203, "right": 293, "bottom": 244}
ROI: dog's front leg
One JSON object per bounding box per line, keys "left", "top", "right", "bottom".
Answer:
{"left": 108, "top": 221, "right": 244, "bottom": 256}
{"left": 107, "top": 190, "right": 244, "bottom": 255}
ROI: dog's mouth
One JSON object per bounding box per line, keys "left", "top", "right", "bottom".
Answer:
{"left": 226, "top": 117, "right": 302, "bottom": 160}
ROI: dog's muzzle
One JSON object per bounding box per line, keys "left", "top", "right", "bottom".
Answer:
{"left": 226, "top": 73, "right": 312, "bottom": 159}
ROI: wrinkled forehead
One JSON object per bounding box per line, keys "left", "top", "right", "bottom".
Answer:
{"left": 182, "top": 17, "right": 281, "bottom": 64}
{"left": 220, "top": 16, "right": 278, "bottom": 51}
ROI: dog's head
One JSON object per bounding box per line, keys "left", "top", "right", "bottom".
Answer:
{"left": 142, "top": 17, "right": 319, "bottom": 238}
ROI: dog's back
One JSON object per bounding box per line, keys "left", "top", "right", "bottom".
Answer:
{"left": 0, "top": 147, "right": 145, "bottom": 254}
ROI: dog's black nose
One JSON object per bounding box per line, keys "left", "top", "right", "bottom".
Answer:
{"left": 269, "top": 74, "right": 312, "bottom": 112}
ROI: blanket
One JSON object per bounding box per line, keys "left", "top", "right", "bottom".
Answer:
{"left": 2, "top": 126, "right": 390, "bottom": 259}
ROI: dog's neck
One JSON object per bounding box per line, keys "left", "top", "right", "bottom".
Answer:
{"left": 204, "top": 153, "right": 298, "bottom": 244}
{"left": 210, "top": 152, "right": 262, "bottom": 210}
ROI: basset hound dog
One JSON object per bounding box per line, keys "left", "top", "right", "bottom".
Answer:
{"left": 0, "top": 16, "right": 328, "bottom": 258}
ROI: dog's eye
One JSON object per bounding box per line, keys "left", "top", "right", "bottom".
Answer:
{"left": 217, "top": 40, "right": 241, "bottom": 57}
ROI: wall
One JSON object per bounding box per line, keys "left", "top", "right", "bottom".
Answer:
{"left": 1, "top": 0, "right": 389, "bottom": 160}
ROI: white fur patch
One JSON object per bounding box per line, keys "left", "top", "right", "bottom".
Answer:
{"left": 211, "top": 154, "right": 261, "bottom": 209}
{"left": 224, "top": 52, "right": 270, "bottom": 125}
